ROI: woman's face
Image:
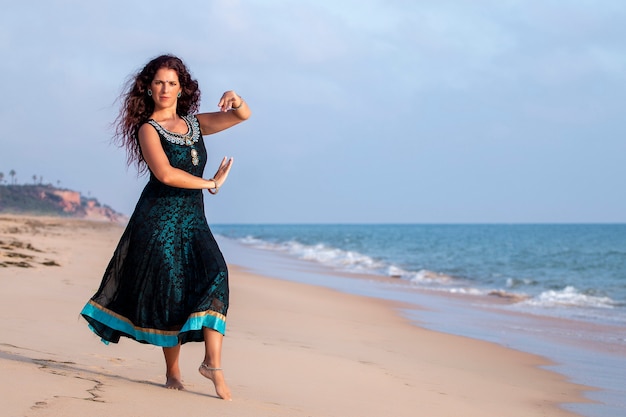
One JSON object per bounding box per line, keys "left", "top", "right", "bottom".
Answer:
{"left": 150, "top": 68, "right": 182, "bottom": 109}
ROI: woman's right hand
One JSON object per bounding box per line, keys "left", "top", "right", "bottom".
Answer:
{"left": 211, "top": 157, "right": 234, "bottom": 191}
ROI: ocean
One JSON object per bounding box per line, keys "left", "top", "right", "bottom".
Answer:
{"left": 212, "top": 224, "right": 626, "bottom": 417}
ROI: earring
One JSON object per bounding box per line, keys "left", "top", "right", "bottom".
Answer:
{"left": 147, "top": 89, "right": 152, "bottom": 96}
{"left": 177, "top": 92, "right": 181, "bottom": 98}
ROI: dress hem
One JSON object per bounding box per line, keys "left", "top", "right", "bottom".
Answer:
{"left": 80, "top": 300, "right": 226, "bottom": 347}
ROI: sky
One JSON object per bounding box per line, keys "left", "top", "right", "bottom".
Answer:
{"left": 1, "top": 0, "right": 625, "bottom": 223}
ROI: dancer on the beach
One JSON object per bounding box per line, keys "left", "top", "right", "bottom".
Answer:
{"left": 81, "top": 54, "right": 250, "bottom": 400}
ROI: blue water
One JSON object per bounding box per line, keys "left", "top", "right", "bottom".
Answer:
{"left": 213, "top": 224, "right": 626, "bottom": 417}
{"left": 213, "top": 224, "right": 626, "bottom": 324}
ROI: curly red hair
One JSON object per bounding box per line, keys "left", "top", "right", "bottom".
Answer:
{"left": 113, "top": 55, "right": 201, "bottom": 174}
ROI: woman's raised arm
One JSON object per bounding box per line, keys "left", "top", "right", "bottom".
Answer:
{"left": 196, "top": 90, "right": 251, "bottom": 135}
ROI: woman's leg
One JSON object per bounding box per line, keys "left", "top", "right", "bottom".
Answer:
{"left": 163, "top": 344, "right": 184, "bottom": 390}
{"left": 198, "top": 328, "right": 232, "bottom": 400}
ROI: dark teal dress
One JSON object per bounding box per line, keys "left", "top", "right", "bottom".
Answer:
{"left": 81, "top": 114, "right": 228, "bottom": 347}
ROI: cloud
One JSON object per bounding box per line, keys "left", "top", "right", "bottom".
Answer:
{"left": 1, "top": 0, "right": 626, "bottom": 222}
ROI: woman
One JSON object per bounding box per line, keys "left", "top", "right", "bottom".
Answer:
{"left": 80, "top": 54, "right": 250, "bottom": 400}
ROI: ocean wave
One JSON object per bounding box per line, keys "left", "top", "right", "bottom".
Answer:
{"left": 522, "top": 286, "right": 617, "bottom": 309}
{"left": 505, "top": 277, "right": 537, "bottom": 288}
{"left": 235, "top": 235, "right": 387, "bottom": 274}
{"left": 232, "top": 235, "right": 457, "bottom": 284}
{"left": 408, "top": 269, "right": 456, "bottom": 284}
{"left": 448, "top": 287, "right": 485, "bottom": 296}
{"left": 225, "top": 233, "right": 623, "bottom": 313}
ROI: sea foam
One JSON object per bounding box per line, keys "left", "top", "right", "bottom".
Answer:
{"left": 522, "top": 286, "right": 617, "bottom": 309}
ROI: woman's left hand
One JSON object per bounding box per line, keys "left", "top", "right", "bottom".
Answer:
{"left": 218, "top": 91, "right": 243, "bottom": 112}
{"left": 212, "top": 156, "right": 234, "bottom": 189}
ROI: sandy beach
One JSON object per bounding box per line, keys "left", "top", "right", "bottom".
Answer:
{"left": 0, "top": 215, "right": 590, "bottom": 417}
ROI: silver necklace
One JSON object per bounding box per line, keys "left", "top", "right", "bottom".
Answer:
{"left": 148, "top": 116, "right": 200, "bottom": 165}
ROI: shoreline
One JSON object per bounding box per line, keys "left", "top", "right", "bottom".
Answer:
{"left": 0, "top": 215, "right": 591, "bottom": 416}
{"left": 217, "top": 235, "right": 626, "bottom": 417}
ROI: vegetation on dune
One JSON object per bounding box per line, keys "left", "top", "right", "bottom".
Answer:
{"left": 0, "top": 169, "right": 124, "bottom": 220}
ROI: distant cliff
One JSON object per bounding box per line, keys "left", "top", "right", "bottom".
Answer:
{"left": 0, "top": 184, "right": 127, "bottom": 222}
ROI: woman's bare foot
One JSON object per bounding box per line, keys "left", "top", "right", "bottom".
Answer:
{"left": 199, "top": 363, "right": 232, "bottom": 400}
{"left": 165, "top": 374, "right": 185, "bottom": 390}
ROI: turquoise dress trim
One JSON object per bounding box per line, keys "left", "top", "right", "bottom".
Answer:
{"left": 81, "top": 298, "right": 227, "bottom": 347}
